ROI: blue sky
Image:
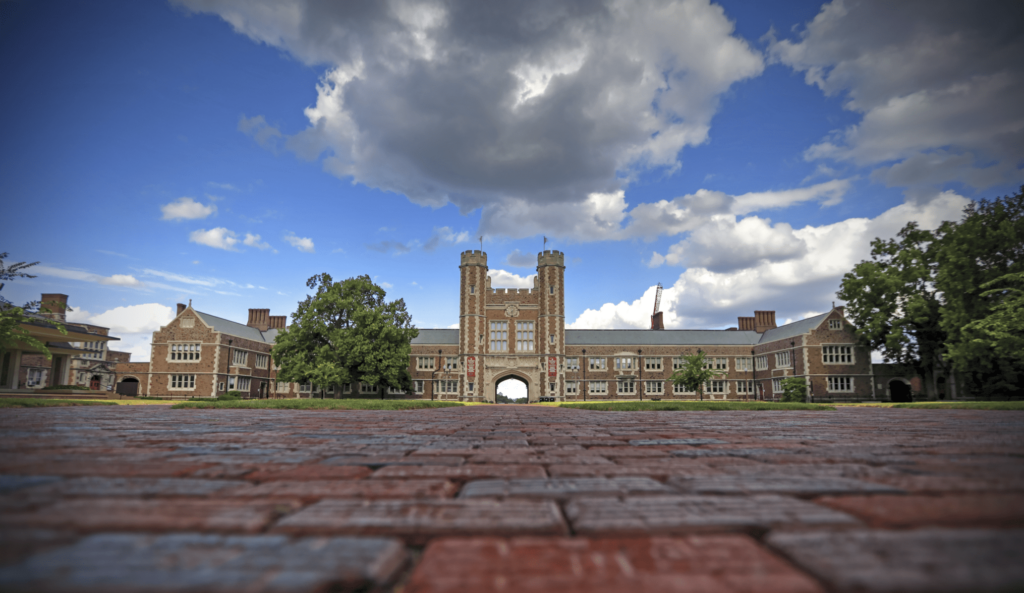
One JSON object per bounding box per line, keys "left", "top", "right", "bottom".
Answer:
{"left": 2, "top": 0, "right": 1021, "bottom": 361}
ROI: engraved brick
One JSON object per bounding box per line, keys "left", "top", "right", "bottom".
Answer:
{"left": 566, "top": 495, "right": 859, "bottom": 534}
{"left": 0, "top": 532, "right": 406, "bottom": 592}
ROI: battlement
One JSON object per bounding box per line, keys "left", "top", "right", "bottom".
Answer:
{"left": 537, "top": 250, "right": 565, "bottom": 267}
{"left": 488, "top": 288, "right": 533, "bottom": 295}
{"left": 460, "top": 250, "right": 488, "bottom": 267}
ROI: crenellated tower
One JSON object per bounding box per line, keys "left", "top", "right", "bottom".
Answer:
{"left": 459, "top": 250, "right": 488, "bottom": 397}
{"left": 535, "top": 250, "right": 566, "bottom": 397}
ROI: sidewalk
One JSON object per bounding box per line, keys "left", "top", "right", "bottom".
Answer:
{"left": 1, "top": 405, "right": 1022, "bottom": 592}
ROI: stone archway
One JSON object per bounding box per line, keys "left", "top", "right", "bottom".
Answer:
{"left": 495, "top": 372, "right": 530, "bottom": 404}
{"left": 889, "top": 378, "right": 912, "bottom": 403}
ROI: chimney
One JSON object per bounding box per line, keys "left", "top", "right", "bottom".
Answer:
{"left": 40, "top": 293, "right": 68, "bottom": 322}
{"left": 650, "top": 311, "right": 664, "bottom": 330}
{"left": 269, "top": 315, "right": 287, "bottom": 329}
{"left": 835, "top": 305, "right": 846, "bottom": 317}
{"left": 177, "top": 303, "right": 187, "bottom": 316}
{"left": 737, "top": 316, "right": 755, "bottom": 331}
{"left": 753, "top": 310, "right": 777, "bottom": 333}
{"left": 247, "top": 308, "right": 270, "bottom": 332}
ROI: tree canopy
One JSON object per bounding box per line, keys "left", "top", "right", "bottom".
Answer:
{"left": 838, "top": 186, "right": 1023, "bottom": 398}
{"left": 669, "top": 351, "right": 725, "bottom": 401}
{"left": 271, "top": 274, "right": 418, "bottom": 397}
{"left": 0, "top": 252, "right": 67, "bottom": 359}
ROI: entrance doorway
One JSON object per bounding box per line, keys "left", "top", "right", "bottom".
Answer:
{"left": 495, "top": 375, "right": 528, "bottom": 404}
{"left": 889, "top": 379, "right": 912, "bottom": 403}
{"left": 90, "top": 375, "right": 102, "bottom": 390}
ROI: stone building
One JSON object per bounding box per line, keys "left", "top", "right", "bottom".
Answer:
{"left": 409, "top": 250, "right": 875, "bottom": 403}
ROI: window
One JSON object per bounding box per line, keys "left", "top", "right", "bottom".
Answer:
{"left": 589, "top": 381, "right": 608, "bottom": 394}
{"left": 673, "top": 382, "right": 694, "bottom": 394}
{"left": 299, "top": 383, "right": 311, "bottom": 393}
{"left": 645, "top": 381, "right": 663, "bottom": 394}
{"left": 254, "top": 354, "right": 269, "bottom": 369}
{"left": 705, "top": 380, "right": 725, "bottom": 394}
{"left": 170, "top": 343, "right": 201, "bottom": 361}
{"left": 515, "top": 322, "right": 535, "bottom": 352}
{"left": 359, "top": 383, "right": 377, "bottom": 394}
{"left": 672, "top": 357, "right": 685, "bottom": 370}
{"left": 416, "top": 357, "right": 435, "bottom": 370}
{"left": 828, "top": 376, "right": 853, "bottom": 392}
{"left": 618, "top": 379, "right": 635, "bottom": 394}
{"left": 232, "top": 349, "right": 247, "bottom": 366}
{"left": 470, "top": 285, "right": 475, "bottom": 294}
{"left": 180, "top": 317, "right": 195, "bottom": 328}
{"left": 735, "top": 358, "right": 753, "bottom": 372}
{"left": 237, "top": 377, "right": 251, "bottom": 391}
{"left": 414, "top": 380, "right": 424, "bottom": 393}
{"left": 169, "top": 374, "right": 195, "bottom": 390}
{"left": 218, "top": 382, "right": 225, "bottom": 391}
{"left": 549, "top": 334, "right": 555, "bottom": 344}
{"left": 227, "top": 376, "right": 236, "bottom": 390}
{"left": 437, "top": 380, "right": 458, "bottom": 394}
{"left": 549, "top": 286, "right": 555, "bottom": 295}
{"left": 276, "top": 382, "right": 289, "bottom": 393}
{"left": 342, "top": 383, "right": 352, "bottom": 394}
{"left": 550, "top": 382, "right": 556, "bottom": 392}
{"left": 566, "top": 381, "right": 577, "bottom": 394}
{"left": 829, "top": 319, "right": 842, "bottom": 330}
{"left": 775, "top": 351, "right": 791, "bottom": 368}
{"left": 490, "top": 321, "right": 509, "bottom": 351}
{"left": 566, "top": 358, "right": 580, "bottom": 371}
{"left": 822, "top": 345, "right": 854, "bottom": 364}
{"left": 736, "top": 380, "right": 754, "bottom": 394}
{"left": 388, "top": 386, "right": 405, "bottom": 394}
{"left": 467, "top": 382, "right": 474, "bottom": 392}
{"left": 772, "top": 378, "right": 783, "bottom": 393}
{"left": 644, "top": 358, "right": 662, "bottom": 371}
{"left": 755, "top": 355, "right": 768, "bottom": 370}
{"left": 589, "top": 358, "right": 607, "bottom": 371}
{"left": 444, "top": 357, "right": 458, "bottom": 371}
{"left": 614, "top": 357, "right": 635, "bottom": 371}
{"left": 702, "top": 357, "right": 727, "bottom": 370}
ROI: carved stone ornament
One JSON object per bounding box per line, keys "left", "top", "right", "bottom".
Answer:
{"left": 504, "top": 304, "right": 520, "bottom": 318}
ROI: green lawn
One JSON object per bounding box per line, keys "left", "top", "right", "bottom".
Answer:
{"left": 0, "top": 398, "right": 118, "bottom": 408}
{"left": 559, "top": 401, "right": 834, "bottom": 411}
{"left": 171, "top": 399, "right": 465, "bottom": 410}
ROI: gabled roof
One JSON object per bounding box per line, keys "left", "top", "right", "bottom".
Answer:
{"left": 194, "top": 311, "right": 275, "bottom": 343}
{"left": 757, "top": 312, "right": 830, "bottom": 344}
{"left": 411, "top": 329, "right": 460, "bottom": 345}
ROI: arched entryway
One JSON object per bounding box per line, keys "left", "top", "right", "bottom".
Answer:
{"left": 90, "top": 375, "right": 102, "bottom": 390}
{"left": 116, "top": 376, "right": 139, "bottom": 396}
{"left": 889, "top": 379, "right": 912, "bottom": 403}
{"left": 495, "top": 373, "right": 529, "bottom": 404}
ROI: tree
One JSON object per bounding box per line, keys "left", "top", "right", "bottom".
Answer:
{"left": 779, "top": 377, "right": 807, "bottom": 403}
{"left": 0, "top": 253, "right": 67, "bottom": 359}
{"left": 837, "top": 224, "right": 948, "bottom": 399}
{"left": 669, "top": 351, "right": 725, "bottom": 401}
{"left": 936, "top": 189, "right": 1024, "bottom": 398}
{"left": 271, "top": 274, "right": 418, "bottom": 399}
{"left": 950, "top": 272, "right": 1024, "bottom": 396}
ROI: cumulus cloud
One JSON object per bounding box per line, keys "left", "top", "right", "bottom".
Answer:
{"left": 770, "top": 0, "right": 1024, "bottom": 194}
{"left": 68, "top": 303, "right": 175, "bottom": 363}
{"left": 488, "top": 269, "right": 536, "bottom": 289}
{"left": 505, "top": 249, "right": 537, "bottom": 268}
{"left": 177, "top": 0, "right": 764, "bottom": 235}
{"left": 160, "top": 197, "right": 217, "bottom": 220}
{"left": 189, "top": 227, "right": 240, "bottom": 250}
{"left": 34, "top": 266, "right": 143, "bottom": 288}
{"left": 284, "top": 233, "right": 315, "bottom": 253}
{"left": 423, "top": 227, "right": 470, "bottom": 252}
{"left": 243, "top": 233, "right": 271, "bottom": 250}
{"left": 649, "top": 215, "right": 807, "bottom": 272}
{"left": 573, "top": 190, "right": 971, "bottom": 329}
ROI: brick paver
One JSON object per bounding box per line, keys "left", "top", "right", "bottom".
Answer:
{"left": 1, "top": 405, "right": 1022, "bottom": 591}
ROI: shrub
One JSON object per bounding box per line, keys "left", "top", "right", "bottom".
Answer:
{"left": 780, "top": 377, "right": 808, "bottom": 403}
{"left": 44, "top": 385, "right": 91, "bottom": 391}
{"left": 217, "top": 391, "right": 242, "bottom": 401}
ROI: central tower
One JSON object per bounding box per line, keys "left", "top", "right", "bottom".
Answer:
{"left": 458, "top": 249, "right": 566, "bottom": 402}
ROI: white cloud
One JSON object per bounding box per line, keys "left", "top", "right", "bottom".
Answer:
{"left": 34, "top": 266, "right": 144, "bottom": 289}
{"left": 189, "top": 228, "right": 240, "bottom": 251}
{"left": 178, "top": 0, "right": 764, "bottom": 235}
{"left": 572, "top": 190, "right": 971, "bottom": 329}
{"left": 243, "top": 233, "right": 271, "bottom": 250}
{"left": 423, "top": 227, "right": 470, "bottom": 252}
{"left": 160, "top": 197, "right": 217, "bottom": 221}
{"left": 488, "top": 269, "right": 535, "bottom": 289}
{"left": 284, "top": 233, "right": 315, "bottom": 253}
{"left": 67, "top": 303, "right": 175, "bottom": 363}
{"left": 505, "top": 249, "right": 536, "bottom": 268}
{"left": 141, "top": 269, "right": 219, "bottom": 287}
{"left": 770, "top": 0, "right": 1024, "bottom": 193}
{"left": 650, "top": 215, "right": 807, "bottom": 272}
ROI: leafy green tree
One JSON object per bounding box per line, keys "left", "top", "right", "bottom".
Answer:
{"left": 669, "top": 351, "right": 725, "bottom": 401}
{"left": 950, "top": 272, "right": 1024, "bottom": 396}
{"left": 936, "top": 189, "right": 1023, "bottom": 397}
{"left": 779, "top": 377, "right": 807, "bottom": 403}
{"left": 837, "top": 224, "right": 948, "bottom": 399}
{"left": 0, "top": 253, "right": 67, "bottom": 360}
{"left": 272, "top": 274, "right": 418, "bottom": 399}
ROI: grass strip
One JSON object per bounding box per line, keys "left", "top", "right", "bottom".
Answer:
{"left": 171, "top": 399, "right": 464, "bottom": 410}
{"left": 0, "top": 398, "right": 117, "bottom": 408}
{"left": 559, "top": 401, "right": 834, "bottom": 411}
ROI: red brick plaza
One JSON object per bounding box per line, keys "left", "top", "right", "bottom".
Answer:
{"left": 1, "top": 405, "right": 1022, "bottom": 592}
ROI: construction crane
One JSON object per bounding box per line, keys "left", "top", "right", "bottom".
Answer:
{"left": 651, "top": 283, "right": 663, "bottom": 330}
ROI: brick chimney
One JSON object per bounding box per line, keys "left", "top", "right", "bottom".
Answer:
{"left": 737, "top": 316, "right": 755, "bottom": 331}
{"left": 177, "top": 303, "right": 187, "bottom": 315}
{"left": 650, "top": 311, "right": 664, "bottom": 330}
{"left": 247, "top": 308, "right": 270, "bottom": 332}
{"left": 268, "top": 315, "right": 287, "bottom": 329}
{"left": 753, "top": 310, "right": 777, "bottom": 333}
{"left": 835, "top": 305, "right": 846, "bottom": 318}
{"left": 40, "top": 293, "right": 68, "bottom": 322}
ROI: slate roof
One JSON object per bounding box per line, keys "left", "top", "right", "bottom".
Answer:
{"left": 411, "top": 329, "right": 460, "bottom": 345}
{"left": 757, "top": 312, "right": 830, "bottom": 344}
{"left": 566, "top": 329, "right": 761, "bottom": 346}
{"left": 194, "top": 311, "right": 275, "bottom": 343}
